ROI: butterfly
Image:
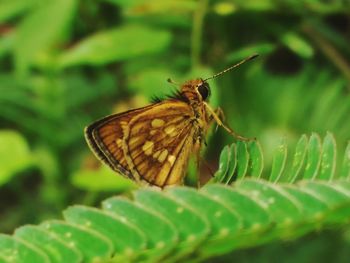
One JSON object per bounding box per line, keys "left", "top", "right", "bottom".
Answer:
{"left": 85, "top": 54, "right": 258, "bottom": 188}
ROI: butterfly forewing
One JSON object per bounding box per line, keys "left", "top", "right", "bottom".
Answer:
{"left": 85, "top": 100, "right": 197, "bottom": 187}
{"left": 127, "top": 106, "right": 194, "bottom": 186}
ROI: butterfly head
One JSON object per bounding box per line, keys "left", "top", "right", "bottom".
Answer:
{"left": 181, "top": 78, "right": 211, "bottom": 103}
{"left": 197, "top": 79, "right": 211, "bottom": 101}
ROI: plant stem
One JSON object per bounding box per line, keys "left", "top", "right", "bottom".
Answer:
{"left": 191, "top": 0, "right": 209, "bottom": 69}
{"left": 302, "top": 23, "right": 350, "bottom": 86}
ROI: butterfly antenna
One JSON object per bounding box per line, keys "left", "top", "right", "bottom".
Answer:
{"left": 204, "top": 53, "right": 259, "bottom": 82}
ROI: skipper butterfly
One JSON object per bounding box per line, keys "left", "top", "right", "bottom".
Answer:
{"left": 85, "top": 54, "right": 258, "bottom": 188}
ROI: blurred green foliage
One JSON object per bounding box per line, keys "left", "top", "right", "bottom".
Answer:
{"left": 0, "top": 0, "right": 349, "bottom": 261}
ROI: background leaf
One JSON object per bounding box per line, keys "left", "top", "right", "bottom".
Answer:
{"left": 0, "top": 130, "right": 33, "bottom": 186}
{"left": 58, "top": 25, "right": 172, "bottom": 67}
{"left": 14, "top": 0, "right": 78, "bottom": 74}
{"left": 0, "top": 135, "right": 349, "bottom": 262}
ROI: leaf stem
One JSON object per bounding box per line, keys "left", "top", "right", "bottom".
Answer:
{"left": 191, "top": 0, "right": 209, "bottom": 68}
{"left": 302, "top": 23, "right": 350, "bottom": 86}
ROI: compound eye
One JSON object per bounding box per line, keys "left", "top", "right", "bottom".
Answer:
{"left": 197, "top": 82, "right": 210, "bottom": 101}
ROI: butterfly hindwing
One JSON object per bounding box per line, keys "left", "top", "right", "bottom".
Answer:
{"left": 85, "top": 100, "right": 197, "bottom": 187}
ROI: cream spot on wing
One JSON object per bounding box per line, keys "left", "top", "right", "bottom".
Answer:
{"left": 168, "top": 155, "right": 176, "bottom": 165}
{"left": 164, "top": 125, "right": 176, "bottom": 136}
{"left": 150, "top": 130, "right": 157, "bottom": 135}
{"left": 120, "top": 121, "right": 128, "bottom": 128}
{"left": 158, "top": 149, "right": 168, "bottom": 163}
{"left": 142, "top": 141, "right": 154, "bottom": 156}
{"left": 151, "top": 119, "right": 165, "bottom": 128}
{"left": 120, "top": 120, "right": 129, "bottom": 135}
{"left": 153, "top": 150, "right": 161, "bottom": 159}
{"left": 116, "top": 139, "right": 123, "bottom": 147}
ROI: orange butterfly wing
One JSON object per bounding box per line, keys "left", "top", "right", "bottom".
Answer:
{"left": 85, "top": 100, "right": 199, "bottom": 187}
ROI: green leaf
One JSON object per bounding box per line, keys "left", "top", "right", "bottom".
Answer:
{"left": 167, "top": 187, "right": 242, "bottom": 258}
{"left": 2, "top": 134, "right": 350, "bottom": 262}
{"left": 236, "top": 179, "right": 302, "bottom": 226}
{"left": 210, "top": 145, "right": 230, "bottom": 183}
{"left": 103, "top": 0, "right": 142, "bottom": 8}
{"left": 105, "top": 0, "right": 196, "bottom": 14}
{"left": 304, "top": 133, "right": 322, "bottom": 180}
{"left": 0, "top": 0, "right": 37, "bottom": 22}
{"left": 223, "top": 144, "right": 237, "bottom": 184}
{"left": 281, "top": 31, "right": 314, "bottom": 58}
{"left": 0, "top": 255, "right": 7, "bottom": 263}
{"left": 213, "top": 1, "right": 237, "bottom": 16}
{"left": 236, "top": 141, "right": 249, "bottom": 180}
{"left": 281, "top": 184, "right": 330, "bottom": 239}
{"left": 248, "top": 140, "right": 264, "bottom": 179}
{"left": 0, "top": 130, "right": 33, "bottom": 186}
{"left": 14, "top": 0, "right": 78, "bottom": 74}
{"left": 269, "top": 137, "right": 287, "bottom": 183}
{"left": 340, "top": 142, "right": 350, "bottom": 179}
{"left": 0, "top": 31, "right": 14, "bottom": 59}
{"left": 202, "top": 184, "right": 271, "bottom": 234}
{"left": 3, "top": 177, "right": 350, "bottom": 262}
{"left": 63, "top": 206, "right": 147, "bottom": 260}
{"left": 235, "top": 179, "right": 303, "bottom": 242}
{"left": 283, "top": 185, "right": 329, "bottom": 220}
{"left": 318, "top": 132, "right": 336, "bottom": 180}
{"left": 288, "top": 134, "right": 308, "bottom": 182}
{"left": 299, "top": 181, "right": 350, "bottom": 223}
{"left": 0, "top": 234, "right": 49, "bottom": 263}
{"left": 58, "top": 25, "right": 172, "bottom": 68}
{"left": 102, "top": 197, "right": 178, "bottom": 261}
{"left": 135, "top": 189, "right": 209, "bottom": 261}
{"left": 14, "top": 225, "right": 82, "bottom": 263}
{"left": 41, "top": 220, "right": 113, "bottom": 262}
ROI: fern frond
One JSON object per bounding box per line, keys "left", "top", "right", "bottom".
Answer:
{"left": 0, "top": 133, "right": 349, "bottom": 263}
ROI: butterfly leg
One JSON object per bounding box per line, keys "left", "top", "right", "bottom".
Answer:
{"left": 212, "top": 107, "right": 225, "bottom": 133}
{"left": 215, "top": 107, "right": 226, "bottom": 122}
{"left": 205, "top": 103, "right": 254, "bottom": 141}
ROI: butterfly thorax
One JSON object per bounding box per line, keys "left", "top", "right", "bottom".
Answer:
{"left": 177, "top": 78, "right": 211, "bottom": 150}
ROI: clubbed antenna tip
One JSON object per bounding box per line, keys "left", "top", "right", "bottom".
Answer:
{"left": 204, "top": 53, "right": 259, "bottom": 82}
